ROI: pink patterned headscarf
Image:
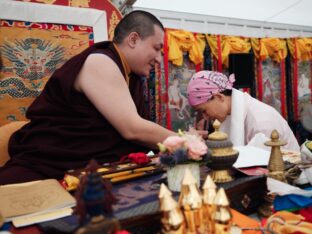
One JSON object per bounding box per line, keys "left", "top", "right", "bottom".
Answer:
{"left": 187, "top": 71, "right": 235, "bottom": 106}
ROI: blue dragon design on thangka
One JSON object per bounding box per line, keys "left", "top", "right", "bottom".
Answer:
{"left": 0, "top": 38, "right": 65, "bottom": 98}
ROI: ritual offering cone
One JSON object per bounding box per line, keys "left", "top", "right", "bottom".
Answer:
{"left": 179, "top": 168, "right": 203, "bottom": 234}
{"left": 159, "top": 186, "right": 185, "bottom": 234}
{"left": 202, "top": 175, "right": 217, "bottom": 233}
{"left": 213, "top": 188, "right": 232, "bottom": 234}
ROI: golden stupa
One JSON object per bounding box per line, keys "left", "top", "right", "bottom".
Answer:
{"left": 206, "top": 120, "right": 239, "bottom": 183}
{"left": 265, "top": 129, "right": 287, "bottom": 182}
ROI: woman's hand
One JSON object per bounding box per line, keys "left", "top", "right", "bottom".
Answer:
{"left": 188, "top": 127, "right": 208, "bottom": 140}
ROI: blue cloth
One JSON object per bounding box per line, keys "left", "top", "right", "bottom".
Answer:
{"left": 112, "top": 173, "right": 165, "bottom": 216}
{"left": 273, "top": 187, "right": 312, "bottom": 211}
{"left": 1, "top": 222, "right": 11, "bottom": 231}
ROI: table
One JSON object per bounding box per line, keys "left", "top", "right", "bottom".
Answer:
{"left": 10, "top": 167, "right": 266, "bottom": 233}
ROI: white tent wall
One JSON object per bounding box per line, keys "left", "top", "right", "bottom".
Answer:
{"left": 133, "top": 0, "right": 312, "bottom": 38}
{"left": 0, "top": 1, "right": 108, "bottom": 42}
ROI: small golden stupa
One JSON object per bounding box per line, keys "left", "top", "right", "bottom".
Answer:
{"left": 258, "top": 129, "right": 287, "bottom": 217}
{"left": 213, "top": 188, "right": 232, "bottom": 234}
{"left": 206, "top": 120, "right": 239, "bottom": 183}
{"left": 159, "top": 171, "right": 233, "bottom": 234}
{"left": 265, "top": 129, "right": 287, "bottom": 182}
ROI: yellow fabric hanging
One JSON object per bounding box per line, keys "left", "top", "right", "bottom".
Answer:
{"left": 167, "top": 29, "right": 205, "bottom": 66}
{"left": 167, "top": 29, "right": 312, "bottom": 66}
{"left": 189, "top": 34, "right": 206, "bottom": 65}
{"left": 251, "top": 38, "right": 287, "bottom": 62}
{"left": 251, "top": 38, "right": 263, "bottom": 60}
{"left": 287, "top": 38, "right": 312, "bottom": 61}
{"left": 206, "top": 35, "right": 251, "bottom": 67}
{"left": 206, "top": 35, "right": 219, "bottom": 62}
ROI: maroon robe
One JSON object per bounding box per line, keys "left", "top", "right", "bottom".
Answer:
{"left": 1, "top": 42, "right": 149, "bottom": 183}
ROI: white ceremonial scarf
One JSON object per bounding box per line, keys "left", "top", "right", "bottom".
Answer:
{"left": 220, "top": 88, "right": 247, "bottom": 146}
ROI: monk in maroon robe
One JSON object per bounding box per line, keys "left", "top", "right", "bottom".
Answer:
{"left": 0, "top": 11, "right": 176, "bottom": 185}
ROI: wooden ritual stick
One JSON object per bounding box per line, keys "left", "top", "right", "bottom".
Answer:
{"left": 110, "top": 172, "right": 146, "bottom": 182}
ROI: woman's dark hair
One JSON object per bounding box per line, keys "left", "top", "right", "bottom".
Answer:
{"left": 220, "top": 89, "right": 232, "bottom": 96}
{"left": 113, "top": 10, "right": 164, "bottom": 44}
{"left": 210, "top": 89, "right": 232, "bottom": 100}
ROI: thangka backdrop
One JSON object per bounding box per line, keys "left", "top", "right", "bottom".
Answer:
{"left": 151, "top": 54, "right": 201, "bottom": 132}
{"left": 297, "top": 61, "right": 311, "bottom": 107}
{"left": 167, "top": 54, "right": 197, "bottom": 131}
{"left": 290, "top": 60, "right": 312, "bottom": 121}
{"left": 261, "top": 58, "right": 283, "bottom": 113}
{"left": 0, "top": 20, "right": 93, "bottom": 125}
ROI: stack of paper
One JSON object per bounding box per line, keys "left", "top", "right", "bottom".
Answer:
{"left": 0, "top": 179, "right": 76, "bottom": 227}
{"left": 233, "top": 145, "right": 271, "bottom": 168}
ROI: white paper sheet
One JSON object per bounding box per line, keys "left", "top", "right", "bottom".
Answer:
{"left": 267, "top": 177, "right": 312, "bottom": 197}
{"left": 0, "top": 179, "right": 76, "bottom": 222}
{"left": 233, "top": 145, "right": 271, "bottom": 168}
{"left": 12, "top": 207, "right": 73, "bottom": 228}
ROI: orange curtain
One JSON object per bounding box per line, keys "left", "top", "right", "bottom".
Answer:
{"left": 251, "top": 38, "right": 287, "bottom": 62}
{"left": 206, "top": 35, "right": 251, "bottom": 67}
{"left": 166, "top": 29, "right": 206, "bottom": 66}
{"left": 287, "top": 38, "right": 312, "bottom": 61}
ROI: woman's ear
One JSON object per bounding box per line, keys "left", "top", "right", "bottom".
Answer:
{"left": 214, "top": 93, "right": 225, "bottom": 102}
{"left": 127, "top": 32, "right": 140, "bottom": 48}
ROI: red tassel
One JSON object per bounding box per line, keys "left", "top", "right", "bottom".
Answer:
{"left": 115, "top": 231, "right": 131, "bottom": 234}
{"left": 196, "top": 63, "right": 201, "bottom": 72}
{"left": 257, "top": 60, "right": 263, "bottom": 101}
{"left": 280, "top": 58, "right": 287, "bottom": 119}
{"left": 88, "top": 27, "right": 94, "bottom": 46}
{"left": 164, "top": 29, "right": 172, "bottom": 130}
{"left": 293, "top": 59, "right": 299, "bottom": 121}
{"left": 310, "top": 60, "right": 312, "bottom": 103}
{"left": 194, "top": 33, "right": 202, "bottom": 72}
{"left": 292, "top": 39, "right": 299, "bottom": 121}
{"left": 128, "top": 152, "right": 151, "bottom": 165}
{"left": 154, "top": 63, "right": 161, "bottom": 124}
{"left": 217, "top": 35, "right": 222, "bottom": 72}
{"left": 119, "top": 152, "right": 150, "bottom": 165}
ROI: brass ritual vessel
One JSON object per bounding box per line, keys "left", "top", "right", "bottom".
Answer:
{"left": 266, "top": 130, "right": 287, "bottom": 182}
{"left": 206, "top": 120, "right": 239, "bottom": 183}
{"left": 258, "top": 129, "right": 287, "bottom": 217}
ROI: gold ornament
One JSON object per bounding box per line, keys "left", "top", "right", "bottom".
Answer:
{"left": 206, "top": 120, "right": 239, "bottom": 183}
{"left": 258, "top": 129, "right": 287, "bottom": 218}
